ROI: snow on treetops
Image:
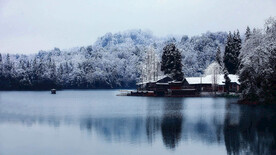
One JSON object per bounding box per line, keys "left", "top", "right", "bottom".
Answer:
{"left": 0, "top": 30, "right": 227, "bottom": 89}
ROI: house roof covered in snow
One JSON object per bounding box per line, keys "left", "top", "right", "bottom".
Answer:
{"left": 185, "top": 74, "right": 240, "bottom": 85}
{"left": 136, "top": 75, "right": 169, "bottom": 85}
{"left": 136, "top": 75, "right": 183, "bottom": 85}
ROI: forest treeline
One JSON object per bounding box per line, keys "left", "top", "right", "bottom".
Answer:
{"left": 0, "top": 30, "right": 227, "bottom": 90}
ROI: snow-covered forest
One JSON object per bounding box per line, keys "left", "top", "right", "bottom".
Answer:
{"left": 239, "top": 17, "right": 276, "bottom": 103}
{"left": 0, "top": 30, "right": 227, "bottom": 90}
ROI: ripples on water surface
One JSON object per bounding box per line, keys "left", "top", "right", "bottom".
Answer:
{"left": 0, "top": 90, "right": 275, "bottom": 155}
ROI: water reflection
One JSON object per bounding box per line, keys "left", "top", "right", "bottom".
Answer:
{"left": 0, "top": 91, "right": 276, "bottom": 155}
{"left": 80, "top": 117, "right": 146, "bottom": 143}
{"left": 161, "top": 98, "right": 183, "bottom": 149}
{"left": 224, "top": 103, "right": 276, "bottom": 155}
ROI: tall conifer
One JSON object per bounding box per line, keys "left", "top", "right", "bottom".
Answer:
{"left": 161, "top": 43, "right": 184, "bottom": 81}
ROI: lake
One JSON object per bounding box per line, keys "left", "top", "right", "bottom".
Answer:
{"left": 0, "top": 90, "right": 275, "bottom": 155}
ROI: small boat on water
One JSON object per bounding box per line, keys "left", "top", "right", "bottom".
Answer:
{"left": 51, "top": 89, "right": 56, "bottom": 94}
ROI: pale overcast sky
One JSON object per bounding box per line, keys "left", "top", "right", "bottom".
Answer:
{"left": 0, "top": 0, "right": 276, "bottom": 54}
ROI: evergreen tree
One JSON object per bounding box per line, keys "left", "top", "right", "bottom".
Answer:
{"left": 223, "top": 32, "right": 234, "bottom": 74}
{"left": 223, "top": 31, "right": 241, "bottom": 74}
{"left": 57, "top": 64, "right": 64, "bottom": 84}
{"left": 18, "top": 60, "right": 31, "bottom": 89}
{"left": 267, "top": 47, "right": 276, "bottom": 102}
{"left": 216, "top": 47, "right": 222, "bottom": 66}
{"left": 0, "top": 53, "right": 2, "bottom": 74}
{"left": 4, "top": 54, "right": 12, "bottom": 76}
{"left": 48, "top": 60, "right": 57, "bottom": 88}
{"left": 25, "top": 60, "right": 32, "bottom": 87}
{"left": 37, "top": 59, "right": 45, "bottom": 80}
{"left": 161, "top": 43, "right": 184, "bottom": 81}
{"left": 224, "top": 70, "right": 231, "bottom": 94}
{"left": 180, "top": 35, "right": 189, "bottom": 43}
{"left": 50, "top": 60, "right": 57, "bottom": 80}
{"left": 245, "top": 26, "right": 251, "bottom": 41}
{"left": 58, "top": 64, "right": 64, "bottom": 76}
{"left": 233, "top": 30, "right": 242, "bottom": 70}
{"left": 32, "top": 58, "right": 38, "bottom": 79}
{"left": 30, "top": 58, "right": 39, "bottom": 88}
{"left": 64, "top": 62, "right": 70, "bottom": 74}
{"left": 0, "top": 53, "right": 3, "bottom": 88}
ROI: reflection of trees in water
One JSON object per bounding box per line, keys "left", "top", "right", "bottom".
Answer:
{"left": 212, "top": 99, "right": 228, "bottom": 144}
{"left": 145, "top": 98, "right": 162, "bottom": 144}
{"left": 80, "top": 117, "right": 145, "bottom": 143}
{"left": 212, "top": 115, "right": 224, "bottom": 144}
{"left": 161, "top": 98, "right": 183, "bottom": 149}
{"left": 145, "top": 98, "right": 184, "bottom": 149}
{"left": 161, "top": 113, "right": 182, "bottom": 149}
{"left": 4, "top": 97, "right": 276, "bottom": 154}
{"left": 224, "top": 103, "right": 276, "bottom": 155}
{"left": 179, "top": 98, "right": 227, "bottom": 145}
{"left": 146, "top": 116, "right": 161, "bottom": 143}
{"left": 0, "top": 113, "right": 63, "bottom": 127}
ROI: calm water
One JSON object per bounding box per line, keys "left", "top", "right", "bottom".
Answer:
{"left": 0, "top": 90, "right": 275, "bottom": 155}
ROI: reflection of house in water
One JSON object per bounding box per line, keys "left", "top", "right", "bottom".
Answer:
{"left": 133, "top": 74, "right": 240, "bottom": 97}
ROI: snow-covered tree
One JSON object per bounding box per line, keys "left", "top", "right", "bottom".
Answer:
{"left": 4, "top": 54, "right": 12, "bottom": 75}
{"left": 245, "top": 26, "right": 251, "bottom": 41}
{"left": 179, "top": 32, "right": 227, "bottom": 77}
{"left": 239, "top": 17, "right": 276, "bottom": 103}
{"left": 204, "top": 62, "right": 223, "bottom": 76}
{"left": 223, "top": 31, "right": 241, "bottom": 74}
{"left": 0, "top": 53, "right": 2, "bottom": 75}
{"left": 204, "top": 62, "right": 223, "bottom": 92}
{"left": 216, "top": 47, "right": 222, "bottom": 66}
{"left": 161, "top": 43, "right": 184, "bottom": 81}
{"left": 139, "top": 46, "right": 162, "bottom": 82}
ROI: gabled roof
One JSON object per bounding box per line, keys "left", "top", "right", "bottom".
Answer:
{"left": 156, "top": 76, "right": 173, "bottom": 83}
{"left": 137, "top": 75, "right": 188, "bottom": 85}
{"left": 136, "top": 75, "right": 168, "bottom": 85}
